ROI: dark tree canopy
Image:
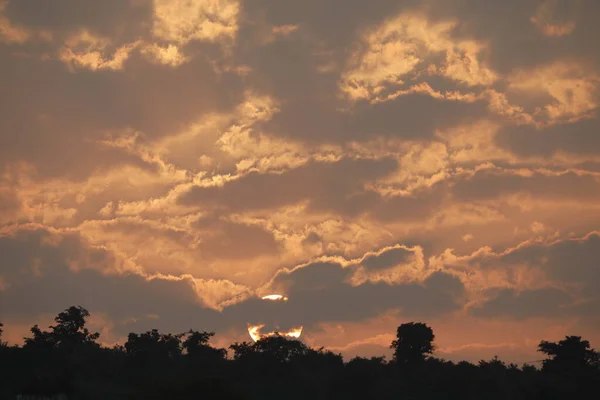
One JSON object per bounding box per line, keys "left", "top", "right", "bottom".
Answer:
{"left": 23, "top": 305, "right": 99, "bottom": 350}
{"left": 0, "top": 307, "right": 598, "bottom": 400}
{"left": 538, "top": 335, "right": 600, "bottom": 372}
{"left": 182, "top": 329, "right": 227, "bottom": 360}
{"left": 390, "top": 322, "right": 435, "bottom": 365}
{"left": 125, "top": 329, "right": 184, "bottom": 361}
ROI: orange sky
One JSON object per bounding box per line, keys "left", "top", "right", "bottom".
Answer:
{"left": 1, "top": 0, "right": 599, "bottom": 364}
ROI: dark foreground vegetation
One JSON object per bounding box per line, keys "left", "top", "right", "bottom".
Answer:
{"left": 1, "top": 306, "right": 599, "bottom": 399}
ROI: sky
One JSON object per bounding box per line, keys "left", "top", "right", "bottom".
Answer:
{"left": 1, "top": 0, "right": 600, "bottom": 364}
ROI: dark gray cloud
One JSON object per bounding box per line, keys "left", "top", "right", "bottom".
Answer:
{"left": 361, "top": 247, "right": 415, "bottom": 270}
{"left": 0, "top": 45, "right": 245, "bottom": 180}
{"left": 371, "top": 182, "right": 447, "bottom": 222}
{"left": 451, "top": 169, "right": 600, "bottom": 203}
{"left": 495, "top": 118, "right": 600, "bottom": 158}
{"left": 0, "top": 226, "right": 464, "bottom": 341}
{"left": 4, "top": 0, "right": 152, "bottom": 41}
{"left": 499, "top": 232, "right": 600, "bottom": 295}
{"left": 471, "top": 287, "right": 574, "bottom": 319}
{"left": 462, "top": 233, "right": 600, "bottom": 320}
{"left": 192, "top": 216, "right": 281, "bottom": 260}
{"left": 221, "top": 262, "right": 466, "bottom": 332}
{"left": 0, "top": 227, "right": 221, "bottom": 336}
{"left": 178, "top": 158, "right": 397, "bottom": 215}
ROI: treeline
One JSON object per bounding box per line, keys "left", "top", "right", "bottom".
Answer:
{"left": 0, "top": 306, "right": 599, "bottom": 399}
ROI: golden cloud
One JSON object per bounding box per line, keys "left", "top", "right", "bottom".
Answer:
{"left": 340, "top": 11, "right": 497, "bottom": 102}
{"left": 140, "top": 43, "right": 189, "bottom": 67}
{"left": 152, "top": 0, "right": 239, "bottom": 44}
{"left": 508, "top": 61, "right": 599, "bottom": 125}
{"left": 0, "top": 1, "right": 30, "bottom": 43}
{"left": 58, "top": 30, "right": 140, "bottom": 71}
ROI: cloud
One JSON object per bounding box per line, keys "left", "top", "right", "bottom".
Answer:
{"left": 222, "top": 259, "right": 465, "bottom": 333}
{"left": 531, "top": 0, "right": 577, "bottom": 37}
{"left": 0, "top": 225, "right": 230, "bottom": 337}
{"left": 152, "top": 0, "right": 239, "bottom": 44}
{"left": 495, "top": 117, "right": 600, "bottom": 160}
{"left": 340, "top": 11, "right": 497, "bottom": 102}
{"left": 192, "top": 214, "right": 281, "bottom": 260}
{"left": 0, "top": 1, "right": 31, "bottom": 43}
{"left": 507, "top": 60, "right": 599, "bottom": 125}
{"left": 58, "top": 30, "right": 140, "bottom": 71}
{"left": 0, "top": 224, "right": 465, "bottom": 345}
{"left": 177, "top": 157, "right": 397, "bottom": 216}
{"left": 140, "top": 43, "right": 189, "bottom": 67}
{"left": 3, "top": 0, "right": 151, "bottom": 41}
{"left": 359, "top": 245, "right": 416, "bottom": 270}
{"left": 432, "top": 232, "right": 600, "bottom": 317}
{"left": 471, "top": 287, "right": 574, "bottom": 319}
{"left": 451, "top": 168, "right": 600, "bottom": 204}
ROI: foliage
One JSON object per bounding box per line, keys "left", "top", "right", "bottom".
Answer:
{"left": 0, "top": 307, "right": 598, "bottom": 399}
{"left": 390, "top": 321, "right": 435, "bottom": 365}
{"left": 538, "top": 335, "right": 600, "bottom": 371}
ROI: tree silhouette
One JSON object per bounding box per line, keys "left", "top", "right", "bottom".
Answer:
{"left": 4, "top": 307, "right": 600, "bottom": 399}
{"left": 24, "top": 306, "right": 99, "bottom": 350}
{"left": 537, "top": 336, "right": 600, "bottom": 398}
{"left": 125, "top": 329, "right": 184, "bottom": 361}
{"left": 182, "top": 329, "right": 226, "bottom": 359}
{"left": 538, "top": 336, "right": 600, "bottom": 372}
{"left": 390, "top": 322, "right": 435, "bottom": 366}
{"left": 230, "top": 334, "right": 310, "bottom": 363}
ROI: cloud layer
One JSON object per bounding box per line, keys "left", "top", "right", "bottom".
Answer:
{"left": 1, "top": 0, "right": 599, "bottom": 363}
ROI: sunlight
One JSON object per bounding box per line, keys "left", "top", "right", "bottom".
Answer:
{"left": 247, "top": 324, "right": 303, "bottom": 342}
{"left": 261, "top": 294, "right": 288, "bottom": 301}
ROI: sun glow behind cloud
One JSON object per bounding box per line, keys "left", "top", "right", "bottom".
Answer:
{"left": 248, "top": 324, "right": 303, "bottom": 342}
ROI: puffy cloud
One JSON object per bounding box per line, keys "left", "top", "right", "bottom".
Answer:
{"left": 140, "top": 43, "right": 189, "bottom": 67}
{"left": 152, "top": 0, "right": 239, "bottom": 44}
{"left": 340, "top": 11, "right": 497, "bottom": 102}
{"left": 359, "top": 245, "right": 416, "bottom": 270}
{"left": 507, "top": 61, "right": 600, "bottom": 125}
{"left": 0, "top": 1, "right": 31, "bottom": 43}
{"left": 531, "top": 0, "right": 577, "bottom": 37}
{"left": 58, "top": 30, "right": 140, "bottom": 71}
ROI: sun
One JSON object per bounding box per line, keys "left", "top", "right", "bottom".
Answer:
{"left": 247, "top": 294, "right": 303, "bottom": 342}
{"left": 261, "top": 294, "right": 288, "bottom": 301}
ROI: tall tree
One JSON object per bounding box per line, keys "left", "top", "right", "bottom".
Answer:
{"left": 23, "top": 306, "right": 99, "bottom": 350}
{"left": 390, "top": 322, "right": 435, "bottom": 366}
{"left": 125, "top": 329, "right": 184, "bottom": 361}
{"left": 50, "top": 306, "right": 99, "bottom": 347}
{"left": 230, "top": 334, "right": 312, "bottom": 365}
{"left": 182, "top": 330, "right": 227, "bottom": 361}
{"left": 538, "top": 336, "right": 600, "bottom": 372}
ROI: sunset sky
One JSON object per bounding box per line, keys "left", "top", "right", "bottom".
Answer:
{"left": 1, "top": 0, "right": 600, "bottom": 364}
